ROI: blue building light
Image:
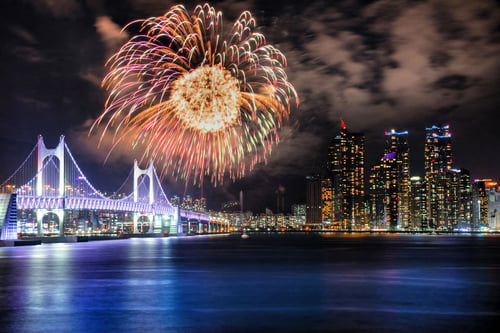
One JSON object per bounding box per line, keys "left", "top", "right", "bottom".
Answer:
{"left": 384, "top": 129, "right": 408, "bottom": 136}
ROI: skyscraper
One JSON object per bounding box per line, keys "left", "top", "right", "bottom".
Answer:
{"left": 472, "top": 179, "right": 490, "bottom": 229}
{"left": 446, "top": 168, "right": 472, "bottom": 230}
{"left": 486, "top": 182, "right": 500, "bottom": 230}
{"left": 327, "top": 120, "right": 366, "bottom": 230}
{"left": 305, "top": 175, "right": 322, "bottom": 228}
{"left": 321, "top": 178, "right": 334, "bottom": 226}
{"left": 385, "top": 129, "right": 411, "bottom": 228}
{"left": 368, "top": 129, "right": 410, "bottom": 230}
{"left": 457, "top": 170, "right": 472, "bottom": 230}
{"left": 409, "top": 176, "right": 425, "bottom": 230}
{"left": 369, "top": 163, "right": 384, "bottom": 229}
{"left": 424, "top": 125, "right": 452, "bottom": 229}
{"left": 369, "top": 152, "right": 398, "bottom": 229}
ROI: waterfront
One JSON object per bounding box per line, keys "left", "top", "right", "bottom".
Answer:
{"left": 0, "top": 233, "right": 499, "bottom": 332}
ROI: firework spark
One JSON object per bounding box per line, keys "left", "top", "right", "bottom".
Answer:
{"left": 92, "top": 3, "right": 298, "bottom": 186}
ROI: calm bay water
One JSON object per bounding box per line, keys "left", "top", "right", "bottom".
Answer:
{"left": 0, "top": 233, "right": 499, "bottom": 332}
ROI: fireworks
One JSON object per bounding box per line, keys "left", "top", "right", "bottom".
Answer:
{"left": 92, "top": 3, "right": 298, "bottom": 186}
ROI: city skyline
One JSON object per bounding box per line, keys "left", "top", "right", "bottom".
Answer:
{"left": 1, "top": 0, "right": 500, "bottom": 213}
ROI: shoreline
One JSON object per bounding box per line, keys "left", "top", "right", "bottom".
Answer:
{"left": 0, "top": 232, "right": 231, "bottom": 247}
{"left": 2, "top": 230, "right": 498, "bottom": 247}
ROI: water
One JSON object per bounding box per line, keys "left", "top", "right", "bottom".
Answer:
{"left": 1, "top": 233, "right": 499, "bottom": 332}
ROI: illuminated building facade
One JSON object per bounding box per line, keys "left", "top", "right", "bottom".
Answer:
{"left": 292, "top": 204, "right": 306, "bottom": 227}
{"left": 321, "top": 178, "right": 334, "bottom": 226}
{"left": 409, "top": 176, "right": 425, "bottom": 229}
{"left": 385, "top": 130, "right": 410, "bottom": 228}
{"left": 369, "top": 163, "right": 385, "bottom": 229}
{"left": 472, "top": 179, "right": 493, "bottom": 229}
{"left": 192, "top": 198, "right": 207, "bottom": 212}
{"left": 487, "top": 182, "right": 500, "bottom": 230}
{"left": 170, "top": 195, "right": 180, "bottom": 206}
{"left": 244, "top": 213, "right": 304, "bottom": 231}
{"left": 446, "top": 168, "right": 472, "bottom": 230}
{"left": 458, "top": 171, "right": 473, "bottom": 229}
{"left": 369, "top": 151, "right": 398, "bottom": 230}
{"left": 368, "top": 129, "right": 410, "bottom": 230}
{"left": 221, "top": 201, "right": 240, "bottom": 212}
{"left": 327, "top": 120, "right": 366, "bottom": 229}
{"left": 292, "top": 204, "right": 306, "bottom": 217}
{"left": 181, "top": 195, "right": 193, "bottom": 210}
{"left": 424, "top": 125, "right": 452, "bottom": 229}
{"left": 193, "top": 199, "right": 201, "bottom": 211}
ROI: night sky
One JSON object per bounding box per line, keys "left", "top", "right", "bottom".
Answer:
{"left": 1, "top": 0, "right": 499, "bottom": 213}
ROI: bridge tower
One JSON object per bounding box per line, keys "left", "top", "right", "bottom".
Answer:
{"left": 133, "top": 160, "right": 155, "bottom": 233}
{"left": 36, "top": 135, "right": 65, "bottom": 236}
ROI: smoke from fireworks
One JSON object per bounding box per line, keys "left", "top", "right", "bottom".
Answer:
{"left": 92, "top": 3, "right": 298, "bottom": 186}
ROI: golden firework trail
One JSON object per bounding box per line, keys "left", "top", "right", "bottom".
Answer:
{"left": 92, "top": 3, "right": 298, "bottom": 186}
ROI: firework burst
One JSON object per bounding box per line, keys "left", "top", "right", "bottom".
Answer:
{"left": 92, "top": 3, "right": 298, "bottom": 186}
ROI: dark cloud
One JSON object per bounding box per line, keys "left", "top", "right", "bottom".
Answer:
{"left": 30, "top": 0, "right": 83, "bottom": 18}
{"left": 429, "top": 50, "right": 452, "bottom": 68}
{"left": 434, "top": 74, "right": 469, "bottom": 90}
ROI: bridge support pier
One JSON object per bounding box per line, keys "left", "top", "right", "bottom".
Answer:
{"left": 133, "top": 213, "right": 155, "bottom": 234}
{"left": 36, "top": 209, "right": 64, "bottom": 236}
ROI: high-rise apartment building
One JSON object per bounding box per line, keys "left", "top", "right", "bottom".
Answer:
{"left": 181, "top": 195, "right": 193, "bottom": 210}
{"left": 327, "top": 120, "right": 366, "bottom": 229}
{"left": 170, "top": 195, "right": 180, "bottom": 206}
{"left": 472, "top": 179, "right": 491, "bottom": 229}
{"left": 369, "top": 163, "right": 385, "bottom": 229}
{"left": 446, "top": 168, "right": 472, "bottom": 230}
{"left": 305, "top": 175, "right": 322, "bottom": 228}
{"left": 486, "top": 182, "right": 500, "bottom": 230}
{"left": 369, "top": 152, "right": 398, "bottom": 229}
{"left": 368, "top": 129, "right": 410, "bottom": 230}
{"left": 321, "top": 178, "right": 334, "bottom": 225}
{"left": 200, "top": 197, "right": 207, "bottom": 211}
{"left": 385, "top": 129, "right": 410, "bottom": 229}
{"left": 409, "top": 176, "right": 425, "bottom": 229}
{"left": 424, "top": 125, "right": 452, "bottom": 229}
{"left": 193, "top": 198, "right": 207, "bottom": 212}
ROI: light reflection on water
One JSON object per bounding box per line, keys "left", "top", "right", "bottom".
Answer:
{"left": 0, "top": 233, "right": 499, "bottom": 332}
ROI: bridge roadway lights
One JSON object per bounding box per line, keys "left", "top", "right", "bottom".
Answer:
{"left": 184, "top": 219, "right": 204, "bottom": 234}
{"left": 12, "top": 135, "right": 184, "bottom": 237}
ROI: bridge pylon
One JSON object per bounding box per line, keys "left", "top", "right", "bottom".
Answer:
{"left": 36, "top": 135, "right": 65, "bottom": 236}
{"left": 133, "top": 160, "right": 154, "bottom": 204}
{"left": 36, "top": 135, "right": 65, "bottom": 197}
{"left": 132, "top": 160, "right": 154, "bottom": 233}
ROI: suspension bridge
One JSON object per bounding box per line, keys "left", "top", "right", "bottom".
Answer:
{"left": 0, "top": 135, "right": 228, "bottom": 241}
